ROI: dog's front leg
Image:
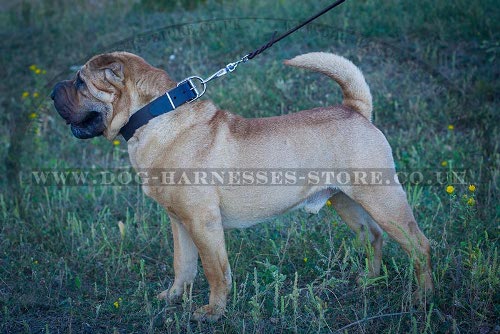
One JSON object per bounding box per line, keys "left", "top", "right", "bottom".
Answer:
{"left": 186, "top": 209, "right": 231, "bottom": 322}
{"left": 158, "top": 215, "right": 198, "bottom": 304}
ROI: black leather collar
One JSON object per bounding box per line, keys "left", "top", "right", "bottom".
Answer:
{"left": 119, "top": 81, "right": 198, "bottom": 141}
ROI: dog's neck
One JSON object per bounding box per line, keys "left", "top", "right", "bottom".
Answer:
{"left": 119, "top": 68, "right": 199, "bottom": 141}
{"left": 136, "top": 68, "right": 177, "bottom": 106}
{"left": 106, "top": 68, "right": 177, "bottom": 140}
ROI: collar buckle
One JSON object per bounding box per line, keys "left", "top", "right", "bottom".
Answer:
{"left": 176, "top": 76, "right": 206, "bottom": 103}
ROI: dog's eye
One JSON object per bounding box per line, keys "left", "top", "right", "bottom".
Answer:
{"left": 75, "top": 74, "right": 85, "bottom": 89}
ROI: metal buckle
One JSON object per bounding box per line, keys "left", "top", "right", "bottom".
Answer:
{"left": 177, "top": 76, "right": 206, "bottom": 103}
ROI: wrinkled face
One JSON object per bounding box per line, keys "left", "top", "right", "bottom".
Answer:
{"left": 51, "top": 74, "right": 107, "bottom": 139}
{"left": 52, "top": 52, "right": 175, "bottom": 140}
{"left": 51, "top": 55, "right": 126, "bottom": 139}
{"left": 52, "top": 52, "right": 169, "bottom": 140}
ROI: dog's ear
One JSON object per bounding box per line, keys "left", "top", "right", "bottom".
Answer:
{"left": 89, "top": 54, "right": 125, "bottom": 86}
{"left": 103, "top": 62, "right": 124, "bottom": 85}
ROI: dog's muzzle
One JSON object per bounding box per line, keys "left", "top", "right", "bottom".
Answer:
{"left": 51, "top": 81, "right": 106, "bottom": 139}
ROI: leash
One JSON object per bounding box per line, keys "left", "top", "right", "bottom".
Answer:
{"left": 179, "top": 0, "right": 347, "bottom": 100}
{"left": 120, "top": 0, "right": 347, "bottom": 140}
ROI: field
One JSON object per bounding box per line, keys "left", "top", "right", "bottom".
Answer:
{"left": 0, "top": 0, "right": 498, "bottom": 333}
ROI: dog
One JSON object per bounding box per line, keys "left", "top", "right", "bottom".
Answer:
{"left": 51, "top": 51, "right": 433, "bottom": 321}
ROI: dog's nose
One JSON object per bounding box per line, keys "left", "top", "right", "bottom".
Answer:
{"left": 51, "top": 82, "right": 63, "bottom": 100}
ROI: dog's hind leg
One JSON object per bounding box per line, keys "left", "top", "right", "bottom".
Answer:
{"left": 347, "top": 185, "right": 434, "bottom": 296}
{"left": 158, "top": 215, "right": 199, "bottom": 304}
{"left": 330, "top": 192, "right": 383, "bottom": 278}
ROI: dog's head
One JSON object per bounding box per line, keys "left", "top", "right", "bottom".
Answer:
{"left": 51, "top": 52, "right": 175, "bottom": 140}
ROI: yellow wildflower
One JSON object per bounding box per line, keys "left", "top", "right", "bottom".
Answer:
{"left": 467, "top": 197, "right": 475, "bottom": 206}
{"left": 113, "top": 301, "right": 119, "bottom": 308}
{"left": 446, "top": 185, "right": 455, "bottom": 194}
{"left": 33, "top": 260, "right": 38, "bottom": 265}
{"left": 447, "top": 125, "right": 454, "bottom": 130}
{"left": 22, "top": 91, "right": 29, "bottom": 99}
{"left": 29, "top": 64, "right": 37, "bottom": 71}
{"left": 326, "top": 199, "right": 332, "bottom": 206}
{"left": 29, "top": 113, "right": 37, "bottom": 119}
{"left": 113, "top": 140, "right": 120, "bottom": 146}
{"left": 303, "top": 257, "right": 308, "bottom": 263}
{"left": 468, "top": 184, "right": 476, "bottom": 192}
{"left": 33, "top": 92, "right": 39, "bottom": 98}
{"left": 440, "top": 160, "right": 448, "bottom": 167}
{"left": 35, "top": 69, "right": 41, "bottom": 74}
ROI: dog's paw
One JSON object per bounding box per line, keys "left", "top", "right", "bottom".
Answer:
{"left": 191, "top": 304, "right": 224, "bottom": 322}
{"left": 412, "top": 283, "right": 434, "bottom": 306}
{"left": 412, "top": 272, "right": 434, "bottom": 304}
{"left": 157, "top": 288, "right": 183, "bottom": 304}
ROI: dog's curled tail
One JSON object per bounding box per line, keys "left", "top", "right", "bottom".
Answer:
{"left": 284, "top": 52, "right": 373, "bottom": 121}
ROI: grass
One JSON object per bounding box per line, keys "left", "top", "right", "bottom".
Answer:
{"left": 0, "top": 0, "right": 499, "bottom": 332}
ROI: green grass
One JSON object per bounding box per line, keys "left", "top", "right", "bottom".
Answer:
{"left": 0, "top": 0, "right": 498, "bottom": 332}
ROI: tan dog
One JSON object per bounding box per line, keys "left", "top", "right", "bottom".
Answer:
{"left": 52, "top": 51, "right": 433, "bottom": 321}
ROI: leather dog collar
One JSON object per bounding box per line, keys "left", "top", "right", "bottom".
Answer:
{"left": 120, "top": 80, "right": 198, "bottom": 141}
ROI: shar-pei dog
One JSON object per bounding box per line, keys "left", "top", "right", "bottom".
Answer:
{"left": 52, "top": 51, "right": 433, "bottom": 321}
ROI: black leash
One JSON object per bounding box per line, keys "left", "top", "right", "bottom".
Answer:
{"left": 247, "top": 0, "right": 346, "bottom": 60}
{"left": 190, "top": 0, "right": 348, "bottom": 90}
{"left": 120, "top": 0, "right": 347, "bottom": 140}
{"left": 185, "top": 0, "right": 348, "bottom": 94}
